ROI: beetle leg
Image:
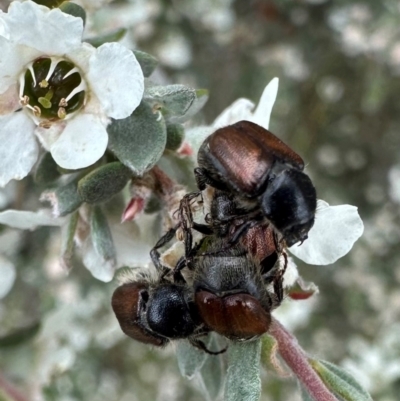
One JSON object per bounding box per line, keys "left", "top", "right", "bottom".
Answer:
{"left": 150, "top": 224, "right": 179, "bottom": 273}
{"left": 189, "top": 338, "right": 227, "bottom": 355}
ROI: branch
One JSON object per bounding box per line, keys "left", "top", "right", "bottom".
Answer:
{"left": 0, "top": 373, "right": 29, "bottom": 401}
{"left": 269, "top": 318, "right": 337, "bottom": 401}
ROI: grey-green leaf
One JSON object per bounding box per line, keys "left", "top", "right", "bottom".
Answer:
{"left": 86, "top": 28, "right": 127, "bottom": 48}
{"left": 34, "top": 152, "right": 61, "bottom": 185}
{"left": 166, "top": 123, "right": 185, "bottom": 150}
{"left": 59, "top": 2, "right": 86, "bottom": 25}
{"left": 144, "top": 84, "right": 196, "bottom": 121}
{"left": 170, "top": 88, "right": 209, "bottom": 124}
{"left": 60, "top": 212, "right": 79, "bottom": 271}
{"left": 0, "top": 321, "right": 41, "bottom": 348}
{"left": 177, "top": 340, "right": 209, "bottom": 379}
{"left": 107, "top": 102, "right": 167, "bottom": 175}
{"left": 133, "top": 50, "right": 158, "bottom": 77}
{"left": 311, "top": 359, "right": 373, "bottom": 401}
{"left": 198, "top": 337, "right": 224, "bottom": 401}
{"left": 90, "top": 206, "right": 116, "bottom": 264}
{"left": 224, "top": 340, "right": 262, "bottom": 401}
{"left": 78, "top": 162, "right": 132, "bottom": 204}
{"left": 41, "top": 175, "right": 83, "bottom": 217}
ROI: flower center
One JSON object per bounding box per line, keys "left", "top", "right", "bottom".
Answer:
{"left": 19, "top": 57, "right": 86, "bottom": 126}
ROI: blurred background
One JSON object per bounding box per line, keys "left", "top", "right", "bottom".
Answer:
{"left": 1, "top": 0, "right": 400, "bottom": 400}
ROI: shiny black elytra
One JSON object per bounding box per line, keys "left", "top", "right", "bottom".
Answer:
{"left": 111, "top": 274, "right": 224, "bottom": 354}
{"left": 194, "top": 120, "right": 317, "bottom": 247}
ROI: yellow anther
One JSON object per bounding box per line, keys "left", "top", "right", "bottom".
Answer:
{"left": 33, "top": 106, "right": 41, "bottom": 117}
{"left": 20, "top": 95, "right": 30, "bottom": 106}
{"left": 39, "top": 79, "right": 49, "bottom": 88}
{"left": 59, "top": 98, "right": 68, "bottom": 107}
{"left": 57, "top": 107, "right": 67, "bottom": 119}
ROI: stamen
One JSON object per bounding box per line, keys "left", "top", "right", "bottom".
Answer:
{"left": 59, "top": 98, "right": 68, "bottom": 107}
{"left": 39, "top": 79, "right": 49, "bottom": 88}
{"left": 19, "top": 75, "right": 26, "bottom": 98}
{"left": 63, "top": 67, "right": 80, "bottom": 80}
{"left": 57, "top": 107, "right": 66, "bottom": 119}
{"left": 65, "top": 81, "right": 86, "bottom": 102}
{"left": 33, "top": 106, "right": 41, "bottom": 117}
{"left": 39, "top": 121, "right": 52, "bottom": 128}
{"left": 20, "top": 95, "right": 29, "bottom": 106}
{"left": 45, "top": 59, "right": 60, "bottom": 82}
{"left": 28, "top": 64, "right": 36, "bottom": 87}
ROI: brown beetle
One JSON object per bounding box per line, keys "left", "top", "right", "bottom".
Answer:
{"left": 194, "top": 120, "right": 317, "bottom": 247}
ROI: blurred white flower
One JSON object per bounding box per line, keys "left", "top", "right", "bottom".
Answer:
{"left": 0, "top": 208, "right": 155, "bottom": 282}
{"left": 186, "top": 78, "right": 364, "bottom": 266}
{"left": 0, "top": 1, "right": 144, "bottom": 186}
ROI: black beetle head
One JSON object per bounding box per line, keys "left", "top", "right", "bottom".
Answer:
{"left": 112, "top": 282, "right": 199, "bottom": 346}
{"left": 261, "top": 169, "right": 317, "bottom": 246}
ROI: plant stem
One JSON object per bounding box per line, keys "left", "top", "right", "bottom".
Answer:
{"left": 0, "top": 373, "right": 29, "bottom": 401}
{"left": 269, "top": 318, "right": 337, "bottom": 401}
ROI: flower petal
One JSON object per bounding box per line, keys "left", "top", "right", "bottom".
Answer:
{"left": 0, "top": 256, "right": 16, "bottom": 299}
{"left": 0, "top": 36, "right": 37, "bottom": 94}
{"left": 50, "top": 114, "right": 108, "bottom": 169}
{"left": 250, "top": 77, "right": 279, "bottom": 130}
{"left": 35, "top": 122, "right": 65, "bottom": 150}
{"left": 289, "top": 200, "right": 364, "bottom": 265}
{"left": 87, "top": 43, "right": 144, "bottom": 119}
{"left": 82, "top": 236, "right": 115, "bottom": 282}
{"left": 3, "top": 1, "right": 83, "bottom": 54}
{"left": 0, "top": 84, "right": 20, "bottom": 115}
{"left": 0, "top": 112, "right": 38, "bottom": 187}
{"left": 0, "top": 209, "right": 65, "bottom": 229}
{"left": 212, "top": 98, "right": 254, "bottom": 128}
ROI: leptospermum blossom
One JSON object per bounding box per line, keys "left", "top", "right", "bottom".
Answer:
{"left": 0, "top": 1, "right": 144, "bottom": 187}
{"left": 186, "top": 78, "right": 364, "bottom": 267}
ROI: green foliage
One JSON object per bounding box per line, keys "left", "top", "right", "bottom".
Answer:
{"left": 34, "top": 152, "right": 61, "bottom": 185}
{"left": 166, "top": 123, "right": 185, "bottom": 150}
{"left": 224, "top": 340, "right": 262, "bottom": 401}
{"left": 90, "top": 206, "right": 116, "bottom": 265}
{"left": 133, "top": 50, "right": 159, "bottom": 77}
{"left": 86, "top": 28, "right": 128, "bottom": 48}
{"left": 310, "top": 359, "right": 374, "bottom": 401}
{"left": 78, "top": 162, "right": 131, "bottom": 204}
{"left": 59, "top": 2, "right": 86, "bottom": 24}
{"left": 107, "top": 101, "right": 167, "bottom": 175}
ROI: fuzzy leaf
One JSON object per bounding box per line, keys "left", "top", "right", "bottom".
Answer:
{"left": 261, "top": 334, "right": 289, "bottom": 376}
{"left": 170, "top": 89, "right": 209, "bottom": 124}
{"left": 107, "top": 102, "right": 166, "bottom": 175}
{"left": 177, "top": 340, "right": 209, "bottom": 379}
{"left": 224, "top": 340, "right": 262, "bottom": 401}
{"left": 78, "top": 162, "right": 131, "bottom": 204}
{"left": 166, "top": 123, "right": 185, "bottom": 150}
{"left": 32, "top": 0, "right": 64, "bottom": 7}
{"left": 34, "top": 152, "right": 61, "bottom": 185}
{"left": 86, "top": 28, "right": 127, "bottom": 48}
{"left": 90, "top": 206, "right": 116, "bottom": 265}
{"left": 60, "top": 212, "right": 79, "bottom": 271}
{"left": 310, "top": 359, "right": 373, "bottom": 401}
{"left": 41, "top": 175, "right": 83, "bottom": 217}
{"left": 198, "top": 338, "right": 224, "bottom": 401}
{"left": 59, "top": 2, "right": 86, "bottom": 25}
{"left": 0, "top": 321, "right": 41, "bottom": 347}
{"left": 133, "top": 50, "right": 158, "bottom": 77}
{"left": 144, "top": 84, "right": 197, "bottom": 120}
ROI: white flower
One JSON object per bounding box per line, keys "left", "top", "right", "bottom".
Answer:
{"left": 186, "top": 78, "right": 364, "bottom": 266}
{"left": 0, "top": 207, "right": 155, "bottom": 282}
{"left": 0, "top": 1, "right": 144, "bottom": 187}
